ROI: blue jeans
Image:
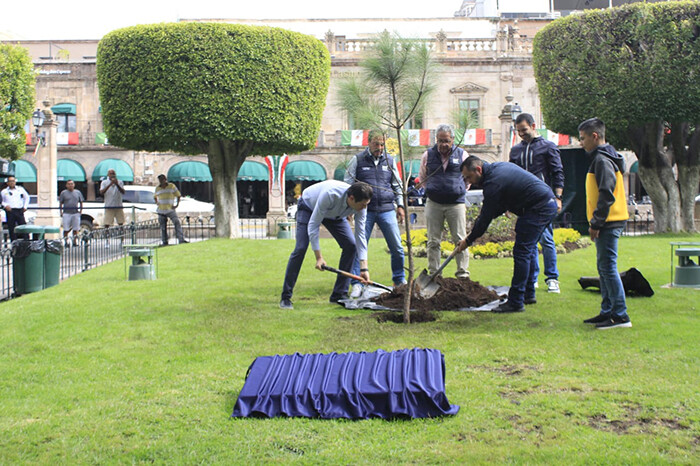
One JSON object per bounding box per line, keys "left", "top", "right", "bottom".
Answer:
{"left": 281, "top": 207, "right": 356, "bottom": 300}
{"left": 351, "top": 209, "right": 405, "bottom": 285}
{"left": 508, "top": 199, "right": 558, "bottom": 307}
{"left": 595, "top": 226, "right": 628, "bottom": 319}
{"left": 533, "top": 223, "right": 559, "bottom": 282}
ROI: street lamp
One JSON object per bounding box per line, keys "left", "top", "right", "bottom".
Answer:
{"left": 511, "top": 102, "right": 522, "bottom": 122}
{"left": 31, "top": 109, "right": 46, "bottom": 146}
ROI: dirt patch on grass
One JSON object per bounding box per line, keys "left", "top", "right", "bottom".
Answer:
{"left": 372, "top": 309, "right": 438, "bottom": 324}
{"left": 587, "top": 404, "right": 690, "bottom": 434}
{"left": 373, "top": 277, "right": 501, "bottom": 311}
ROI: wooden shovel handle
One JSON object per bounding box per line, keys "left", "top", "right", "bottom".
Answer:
{"left": 321, "top": 265, "right": 393, "bottom": 292}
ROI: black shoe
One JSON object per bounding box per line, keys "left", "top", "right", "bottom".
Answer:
{"left": 161, "top": 242, "right": 168, "bottom": 247}
{"left": 583, "top": 313, "right": 610, "bottom": 324}
{"left": 493, "top": 301, "right": 525, "bottom": 313}
{"left": 524, "top": 297, "right": 537, "bottom": 305}
{"left": 279, "top": 299, "right": 293, "bottom": 310}
{"left": 179, "top": 239, "right": 189, "bottom": 244}
{"left": 596, "top": 316, "right": 632, "bottom": 330}
{"left": 329, "top": 294, "right": 349, "bottom": 305}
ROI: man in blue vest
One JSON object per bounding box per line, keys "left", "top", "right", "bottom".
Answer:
{"left": 418, "top": 124, "right": 469, "bottom": 278}
{"left": 345, "top": 130, "right": 405, "bottom": 298}
{"left": 509, "top": 113, "right": 565, "bottom": 294}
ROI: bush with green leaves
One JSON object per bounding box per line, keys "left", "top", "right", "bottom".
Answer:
{"left": 0, "top": 44, "right": 35, "bottom": 160}
{"left": 97, "top": 23, "right": 330, "bottom": 237}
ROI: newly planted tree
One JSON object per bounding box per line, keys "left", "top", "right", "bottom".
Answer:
{"left": 337, "top": 32, "right": 436, "bottom": 323}
{"left": 533, "top": 1, "right": 700, "bottom": 232}
{"left": 0, "top": 44, "right": 35, "bottom": 160}
{"left": 97, "top": 23, "right": 330, "bottom": 237}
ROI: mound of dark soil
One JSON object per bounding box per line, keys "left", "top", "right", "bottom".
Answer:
{"left": 373, "top": 277, "right": 501, "bottom": 311}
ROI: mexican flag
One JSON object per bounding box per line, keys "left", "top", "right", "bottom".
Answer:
{"left": 341, "top": 130, "right": 368, "bottom": 146}
{"left": 406, "top": 129, "right": 431, "bottom": 146}
{"left": 456, "top": 128, "right": 487, "bottom": 145}
{"left": 56, "top": 132, "right": 79, "bottom": 145}
{"left": 25, "top": 133, "right": 31, "bottom": 145}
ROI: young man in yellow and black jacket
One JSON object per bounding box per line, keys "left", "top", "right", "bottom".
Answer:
{"left": 578, "top": 117, "right": 631, "bottom": 330}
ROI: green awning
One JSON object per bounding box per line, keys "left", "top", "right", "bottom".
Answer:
{"left": 629, "top": 161, "right": 638, "bottom": 173}
{"left": 57, "top": 159, "right": 86, "bottom": 182}
{"left": 334, "top": 166, "right": 346, "bottom": 181}
{"left": 92, "top": 158, "right": 134, "bottom": 182}
{"left": 168, "top": 161, "right": 213, "bottom": 182}
{"left": 52, "top": 103, "right": 76, "bottom": 115}
{"left": 9, "top": 160, "right": 37, "bottom": 183}
{"left": 237, "top": 161, "right": 269, "bottom": 181}
{"left": 286, "top": 161, "right": 326, "bottom": 182}
{"left": 403, "top": 159, "right": 421, "bottom": 178}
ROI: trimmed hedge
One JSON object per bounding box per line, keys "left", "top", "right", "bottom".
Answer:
{"left": 97, "top": 23, "right": 330, "bottom": 155}
{"left": 533, "top": 1, "right": 700, "bottom": 146}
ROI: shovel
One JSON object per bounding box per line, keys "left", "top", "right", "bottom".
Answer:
{"left": 416, "top": 249, "right": 459, "bottom": 299}
{"left": 321, "top": 265, "right": 393, "bottom": 293}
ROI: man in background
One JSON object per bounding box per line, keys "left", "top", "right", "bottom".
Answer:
{"left": 99, "top": 168, "right": 125, "bottom": 227}
{"left": 509, "top": 113, "right": 564, "bottom": 293}
{"left": 59, "top": 180, "right": 84, "bottom": 246}
{"left": 344, "top": 130, "right": 405, "bottom": 297}
{"left": 1, "top": 176, "right": 30, "bottom": 241}
{"left": 154, "top": 174, "right": 188, "bottom": 246}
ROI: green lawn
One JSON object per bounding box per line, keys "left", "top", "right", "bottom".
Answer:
{"left": 1, "top": 234, "right": 698, "bottom": 463}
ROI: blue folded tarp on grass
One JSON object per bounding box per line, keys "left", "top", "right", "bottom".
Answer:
{"left": 231, "top": 348, "right": 460, "bottom": 419}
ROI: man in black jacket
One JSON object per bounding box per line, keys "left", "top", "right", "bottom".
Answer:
{"left": 509, "top": 113, "right": 565, "bottom": 293}
{"left": 456, "top": 156, "right": 558, "bottom": 313}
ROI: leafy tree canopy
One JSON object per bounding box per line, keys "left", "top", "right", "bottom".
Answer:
{"left": 533, "top": 0, "right": 700, "bottom": 147}
{"left": 0, "top": 44, "right": 35, "bottom": 160}
{"left": 97, "top": 23, "right": 330, "bottom": 156}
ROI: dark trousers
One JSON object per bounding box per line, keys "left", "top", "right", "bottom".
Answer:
{"left": 281, "top": 207, "right": 356, "bottom": 301}
{"left": 6, "top": 209, "right": 26, "bottom": 241}
{"left": 508, "top": 199, "right": 558, "bottom": 307}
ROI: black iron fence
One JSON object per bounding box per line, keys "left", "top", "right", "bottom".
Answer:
{"left": 552, "top": 211, "right": 655, "bottom": 237}
{"left": 0, "top": 215, "right": 218, "bottom": 301}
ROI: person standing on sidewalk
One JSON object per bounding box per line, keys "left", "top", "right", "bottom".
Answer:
{"left": 59, "top": 180, "right": 84, "bottom": 246}
{"left": 418, "top": 124, "right": 470, "bottom": 279}
{"left": 509, "top": 113, "right": 564, "bottom": 294}
{"left": 344, "top": 130, "right": 405, "bottom": 298}
{"left": 99, "top": 169, "right": 125, "bottom": 227}
{"left": 578, "top": 118, "right": 631, "bottom": 330}
{"left": 154, "top": 174, "right": 188, "bottom": 246}
{"left": 1, "top": 176, "right": 30, "bottom": 241}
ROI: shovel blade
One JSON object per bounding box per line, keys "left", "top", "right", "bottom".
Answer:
{"left": 416, "top": 269, "right": 440, "bottom": 299}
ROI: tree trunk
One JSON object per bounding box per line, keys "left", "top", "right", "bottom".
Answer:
{"left": 628, "top": 122, "right": 682, "bottom": 232}
{"left": 395, "top": 127, "right": 414, "bottom": 325}
{"left": 670, "top": 122, "right": 700, "bottom": 232}
{"left": 207, "top": 140, "right": 253, "bottom": 238}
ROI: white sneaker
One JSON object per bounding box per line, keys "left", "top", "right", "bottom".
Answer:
{"left": 546, "top": 279, "right": 560, "bottom": 294}
{"left": 534, "top": 282, "right": 539, "bottom": 289}
{"left": 350, "top": 283, "right": 363, "bottom": 299}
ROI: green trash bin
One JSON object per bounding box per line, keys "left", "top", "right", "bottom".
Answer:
{"left": 277, "top": 222, "right": 293, "bottom": 239}
{"left": 44, "top": 226, "right": 62, "bottom": 289}
{"left": 13, "top": 225, "right": 46, "bottom": 294}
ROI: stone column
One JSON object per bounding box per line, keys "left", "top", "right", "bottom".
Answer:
{"left": 35, "top": 100, "right": 61, "bottom": 231}
{"left": 499, "top": 95, "right": 516, "bottom": 162}
{"left": 265, "top": 155, "right": 288, "bottom": 236}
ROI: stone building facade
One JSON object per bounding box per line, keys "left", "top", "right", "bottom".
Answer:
{"left": 6, "top": 17, "right": 552, "bottom": 214}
